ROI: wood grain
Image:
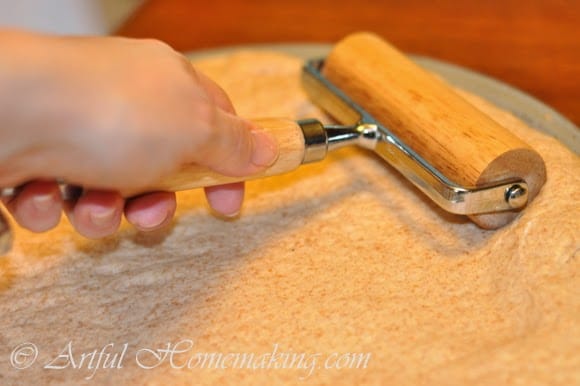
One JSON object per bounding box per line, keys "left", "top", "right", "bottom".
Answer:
{"left": 123, "top": 118, "right": 306, "bottom": 196}
{"left": 117, "top": 0, "right": 580, "bottom": 128}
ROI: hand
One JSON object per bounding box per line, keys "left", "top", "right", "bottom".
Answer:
{"left": 0, "top": 30, "right": 278, "bottom": 238}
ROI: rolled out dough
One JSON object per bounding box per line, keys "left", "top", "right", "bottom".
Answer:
{"left": 0, "top": 51, "right": 578, "bottom": 386}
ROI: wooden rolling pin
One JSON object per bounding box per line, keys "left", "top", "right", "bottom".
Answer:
{"left": 321, "top": 32, "right": 546, "bottom": 229}
{"left": 0, "top": 32, "right": 548, "bottom": 253}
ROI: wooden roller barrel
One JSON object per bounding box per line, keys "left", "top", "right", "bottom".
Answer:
{"left": 321, "top": 32, "right": 546, "bottom": 229}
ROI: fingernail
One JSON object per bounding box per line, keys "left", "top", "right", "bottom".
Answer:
{"left": 251, "top": 130, "right": 278, "bottom": 167}
{"left": 136, "top": 209, "right": 170, "bottom": 230}
{"left": 32, "top": 193, "right": 56, "bottom": 212}
{"left": 89, "top": 207, "right": 117, "bottom": 228}
{"left": 223, "top": 210, "right": 240, "bottom": 219}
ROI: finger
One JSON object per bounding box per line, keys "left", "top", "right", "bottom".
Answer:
{"left": 65, "top": 189, "right": 123, "bottom": 239}
{"left": 184, "top": 67, "right": 278, "bottom": 177}
{"left": 192, "top": 107, "right": 278, "bottom": 177}
{"left": 2, "top": 180, "right": 62, "bottom": 232}
{"left": 204, "top": 182, "right": 245, "bottom": 217}
{"left": 124, "top": 191, "right": 176, "bottom": 232}
{"left": 195, "top": 70, "right": 236, "bottom": 114}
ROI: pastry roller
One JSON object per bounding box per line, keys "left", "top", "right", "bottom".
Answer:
{"left": 0, "top": 32, "right": 546, "bottom": 253}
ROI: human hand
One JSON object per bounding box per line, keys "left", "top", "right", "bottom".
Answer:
{"left": 0, "top": 31, "right": 278, "bottom": 238}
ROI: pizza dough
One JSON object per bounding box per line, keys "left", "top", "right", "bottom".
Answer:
{"left": 0, "top": 52, "right": 578, "bottom": 385}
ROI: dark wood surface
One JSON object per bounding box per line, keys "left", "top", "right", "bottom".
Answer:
{"left": 118, "top": 0, "right": 580, "bottom": 128}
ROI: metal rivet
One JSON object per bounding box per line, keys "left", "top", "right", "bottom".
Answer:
{"left": 505, "top": 184, "right": 528, "bottom": 208}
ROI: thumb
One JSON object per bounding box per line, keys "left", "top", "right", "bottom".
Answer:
{"left": 192, "top": 107, "right": 279, "bottom": 177}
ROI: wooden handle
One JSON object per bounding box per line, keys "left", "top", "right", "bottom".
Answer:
{"left": 124, "top": 118, "right": 305, "bottom": 196}
{"left": 322, "top": 32, "right": 546, "bottom": 229}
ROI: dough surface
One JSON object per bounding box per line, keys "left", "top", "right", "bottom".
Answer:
{"left": 0, "top": 51, "right": 578, "bottom": 386}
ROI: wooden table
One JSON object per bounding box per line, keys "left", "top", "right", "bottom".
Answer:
{"left": 118, "top": 0, "right": 580, "bottom": 128}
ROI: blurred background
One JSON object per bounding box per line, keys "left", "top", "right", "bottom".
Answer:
{"left": 0, "top": 0, "right": 142, "bottom": 35}
{"left": 0, "top": 0, "right": 578, "bottom": 127}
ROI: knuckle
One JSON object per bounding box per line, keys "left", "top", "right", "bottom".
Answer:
{"left": 180, "top": 102, "right": 219, "bottom": 159}
{"left": 232, "top": 124, "right": 254, "bottom": 162}
{"left": 217, "top": 122, "right": 254, "bottom": 176}
{"left": 195, "top": 102, "right": 220, "bottom": 137}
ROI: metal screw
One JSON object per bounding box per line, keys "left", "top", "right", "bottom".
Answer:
{"left": 505, "top": 184, "right": 528, "bottom": 208}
